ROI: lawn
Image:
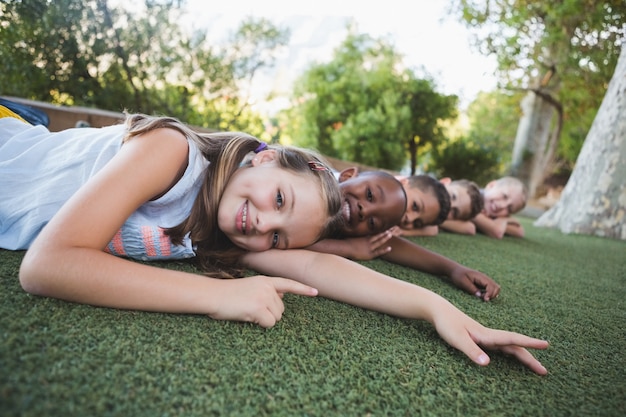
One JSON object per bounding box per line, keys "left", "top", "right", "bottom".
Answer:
{"left": 1, "top": 217, "right": 624, "bottom": 417}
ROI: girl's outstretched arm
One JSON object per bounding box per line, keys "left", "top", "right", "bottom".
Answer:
{"left": 19, "top": 128, "right": 316, "bottom": 327}
{"left": 242, "top": 249, "right": 549, "bottom": 375}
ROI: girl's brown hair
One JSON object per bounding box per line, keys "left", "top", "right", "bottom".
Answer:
{"left": 123, "top": 114, "right": 343, "bottom": 277}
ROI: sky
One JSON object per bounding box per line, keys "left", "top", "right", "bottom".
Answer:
{"left": 182, "top": 0, "right": 498, "bottom": 115}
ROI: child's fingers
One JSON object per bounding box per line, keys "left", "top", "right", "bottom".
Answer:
{"left": 481, "top": 283, "right": 500, "bottom": 301}
{"left": 478, "top": 330, "right": 550, "bottom": 351}
{"left": 272, "top": 277, "right": 319, "bottom": 297}
{"left": 446, "top": 325, "right": 549, "bottom": 374}
{"left": 388, "top": 226, "right": 402, "bottom": 236}
{"left": 471, "top": 329, "right": 550, "bottom": 374}
{"left": 451, "top": 275, "right": 480, "bottom": 297}
{"left": 446, "top": 331, "right": 491, "bottom": 366}
{"left": 255, "top": 306, "right": 282, "bottom": 328}
{"left": 368, "top": 230, "right": 393, "bottom": 246}
{"left": 500, "top": 345, "right": 548, "bottom": 375}
{"left": 374, "top": 246, "right": 392, "bottom": 257}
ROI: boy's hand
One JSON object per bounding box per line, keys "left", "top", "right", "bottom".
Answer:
{"left": 505, "top": 217, "right": 525, "bottom": 238}
{"left": 341, "top": 229, "right": 395, "bottom": 260}
{"left": 449, "top": 266, "right": 501, "bottom": 301}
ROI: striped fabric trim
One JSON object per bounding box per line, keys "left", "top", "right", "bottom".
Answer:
{"left": 105, "top": 229, "right": 126, "bottom": 256}
{"left": 142, "top": 226, "right": 172, "bottom": 258}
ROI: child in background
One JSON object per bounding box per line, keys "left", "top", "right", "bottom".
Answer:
{"left": 1, "top": 112, "right": 548, "bottom": 374}
{"left": 399, "top": 178, "right": 484, "bottom": 237}
{"left": 472, "top": 176, "right": 528, "bottom": 238}
{"left": 396, "top": 174, "right": 451, "bottom": 231}
{"left": 398, "top": 176, "right": 527, "bottom": 239}
{"left": 333, "top": 167, "right": 407, "bottom": 238}
{"left": 310, "top": 168, "right": 501, "bottom": 302}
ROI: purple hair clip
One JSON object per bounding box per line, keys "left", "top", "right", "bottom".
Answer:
{"left": 308, "top": 160, "right": 330, "bottom": 172}
{"left": 254, "top": 142, "right": 268, "bottom": 153}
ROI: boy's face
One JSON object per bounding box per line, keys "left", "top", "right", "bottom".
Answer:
{"left": 445, "top": 183, "right": 472, "bottom": 221}
{"left": 399, "top": 181, "right": 441, "bottom": 230}
{"left": 338, "top": 169, "right": 406, "bottom": 237}
{"left": 483, "top": 181, "right": 525, "bottom": 218}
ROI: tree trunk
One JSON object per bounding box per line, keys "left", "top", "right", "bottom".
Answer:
{"left": 510, "top": 87, "right": 562, "bottom": 199}
{"left": 409, "top": 139, "right": 417, "bottom": 175}
{"left": 534, "top": 46, "right": 626, "bottom": 240}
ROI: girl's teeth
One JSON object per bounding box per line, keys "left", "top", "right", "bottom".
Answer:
{"left": 242, "top": 203, "right": 247, "bottom": 234}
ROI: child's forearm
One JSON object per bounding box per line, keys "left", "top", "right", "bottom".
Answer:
{"left": 472, "top": 214, "right": 507, "bottom": 239}
{"left": 243, "top": 249, "right": 444, "bottom": 323}
{"left": 242, "top": 249, "right": 550, "bottom": 375}
{"left": 398, "top": 226, "right": 439, "bottom": 237}
{"left": 20, "top": 246, "right": 224, "bottom": 314}
{"left": 380, "top": 236, "right": 459, "bottom": 277}
{"left": 440, "top": 220, "right": 476, "bottom": 235}
{"left": 505, "top": 220, "right": 525, "bottom": 237}
{"left": 307, "top": 239, "right": 354, "bottom": 258}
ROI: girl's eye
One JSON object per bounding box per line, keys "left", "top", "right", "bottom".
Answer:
{"left": 368, "top": 218, "right": 375, "bottom": 230}
{"left": 272, "top": 232, "right": 280, "bottom": 248}
{"left": 366, "top": 188, "right": 373, "bottom": 202}
{"left": 276, "top": 191, "right": 283, "bottom": 208}
{"left": 412, "top": 202, "right": 419, "bottom": 212}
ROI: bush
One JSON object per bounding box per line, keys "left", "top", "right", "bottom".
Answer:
{"left": 430, "top": 139, "right": 501, "bottom": 185}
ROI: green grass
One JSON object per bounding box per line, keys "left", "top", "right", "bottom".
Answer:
{"left": 1, "top": 218, "right": 625, "bottom": 417}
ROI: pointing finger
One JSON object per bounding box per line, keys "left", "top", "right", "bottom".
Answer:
{"left": 272, "top": 278, "right": 318, "bottom": 297}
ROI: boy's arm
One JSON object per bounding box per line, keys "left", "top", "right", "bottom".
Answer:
{"left": 505, "top": 217, "right": 525, "bottom": 237}
{"left": 439, "top": 220, "right": 476, "bottom": 235}
{"left": 472, "top": 213, "right": 525, "bottom": 238}
{"left": 380, "top": 236, "right": 500, "bottom": 301}
{"left": 396, "top": 225, "right": 439, "bottom": 237}
{"left": 471, "top": 213, "right": 508, "bottom": 239}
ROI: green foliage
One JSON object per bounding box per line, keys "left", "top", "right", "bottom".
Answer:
{"left": 0, "top": 0, "right": 287, "bottom": 134}
{"left": 402, "top": 76, "right": 459, "bottom": 173}
{"left": 430, "top": 136, "right": 502, "bottom": 186}
{"left": 465, "top": 90, "right": 524, "bottom": 169}
{"left": 1, "top": 0, "right": 104, "bottom": 103}
{"left": 331, "top": 105, "right": 406, "bottom": 170}
{"left": 287, "top": 29, "right": 457, "bottom": 172}
{"left": 452, "top": 0, "right": 625, "bottom": 168}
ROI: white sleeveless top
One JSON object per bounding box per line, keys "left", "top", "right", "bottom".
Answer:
{"left": 0, "top": 117, "right": 209, "bottom": 260}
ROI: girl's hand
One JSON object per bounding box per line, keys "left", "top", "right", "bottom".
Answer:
{"left": 207, "top": 276, "right": 318, "bottom": 328}
{"left": 432, "top": 303, "right": 549, "bottom": 375}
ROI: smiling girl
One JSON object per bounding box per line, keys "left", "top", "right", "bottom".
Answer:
{"left": 1, "top": 111, "right": 343, "bottom": 326}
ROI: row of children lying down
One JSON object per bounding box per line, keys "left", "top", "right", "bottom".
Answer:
{"left": 0, "top": 107, "right": 548, "bottom": 375}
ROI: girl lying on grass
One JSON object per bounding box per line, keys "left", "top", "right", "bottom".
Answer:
{"left": 0, "top": 108, "right": 549, "bottom": 375}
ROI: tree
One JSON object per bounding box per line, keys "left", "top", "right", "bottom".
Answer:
{"left": 534, "top": 45, "right": 626, "bottom": 240}
{"left": 430, "top": 135, "right": 502, "bottom": 186}
{"left": 287, "top": 30, "right": 457, "bottom": 172}
{"left": 453, "top": 0, "right": 625, "bottom": 196}
{"left": 0, "top": 1, "right": 289, "bottom": 135}
{"left": 465, "top": 90, "right": 524, "bottom": 169}
{"left": 400, "top": 77, "right": 458, "bottom": 174}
